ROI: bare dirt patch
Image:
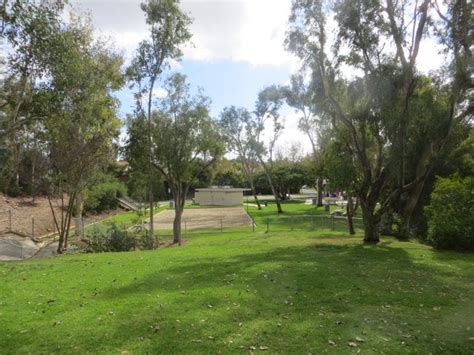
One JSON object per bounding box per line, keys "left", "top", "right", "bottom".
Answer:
{"left": 153, "top": 207, "right": 253, "bottom": 230}
{"left": 0, "top": 194, "right": 123, "bottom": 238}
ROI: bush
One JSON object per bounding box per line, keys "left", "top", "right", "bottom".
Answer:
{"left": 83, "top": 219, "right": 158, "bottom": 253}
{"left": 84, "top": 223, "right": 137, "bottom": 253}
{"left": 84, "top": 179, "right": 127, "bottom": 213}
{"left": 426, "top": 176, "right": 474, "bottom": 251}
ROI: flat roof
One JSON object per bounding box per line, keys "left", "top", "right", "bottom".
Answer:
{"left": 196, "top": 188, "right": 251, "bottom": 192}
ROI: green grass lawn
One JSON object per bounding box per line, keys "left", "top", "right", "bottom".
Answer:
{"left": 1, "top": 203, "right": 473, "bottom": 353}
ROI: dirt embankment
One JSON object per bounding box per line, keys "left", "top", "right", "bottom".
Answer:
{"left": 0, "top": 194, "right": 123, "bottom": 238}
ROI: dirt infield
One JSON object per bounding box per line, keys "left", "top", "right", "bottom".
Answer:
{"left": 153, "top": 207, "right": 253, "bottom": 230}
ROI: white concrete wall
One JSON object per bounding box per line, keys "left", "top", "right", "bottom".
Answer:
{"left": 195, "top": 191, "right": 243, "bottom": 206}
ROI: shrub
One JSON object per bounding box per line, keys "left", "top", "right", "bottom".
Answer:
{"left": 84, "top": 180, "right": 127, "bottom": 213}
{"left": 426, "top": 175, "right": 474, "bottom": 251}
{"left": 84, "top": 223, "right": 137, "bottom": 253}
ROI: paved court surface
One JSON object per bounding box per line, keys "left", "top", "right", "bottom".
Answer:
{"left": 153, "top": 207, "right": 253, "bottom": 230}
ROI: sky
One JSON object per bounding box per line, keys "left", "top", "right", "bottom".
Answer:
{"left": 71, "top": 0, "right": 446, "bottom": 157}
{"left": 73, "top": 0, "right": 307, "bottom": 156}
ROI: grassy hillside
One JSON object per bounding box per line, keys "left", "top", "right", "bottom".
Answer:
{"left": 1, "top": 203, "right": 473, "bottom": 353}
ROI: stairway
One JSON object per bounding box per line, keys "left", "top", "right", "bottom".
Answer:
{"left": 117, "top": 197, "right": 141, "bottom": 211}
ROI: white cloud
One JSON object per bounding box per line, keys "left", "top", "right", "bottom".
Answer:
{"left": 181, "top": 0, "right": 295, "bottom": 67}
{"left": 152, "top": 87, "right": 168, "bottom": 98}
{"left": 71, "top": 0, "right": 298, "bottom": 68}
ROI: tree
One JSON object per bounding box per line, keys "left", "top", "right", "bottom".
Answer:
{"left": 286, "top": 0, "right": 473, "bottom": 243}
{"left": 150, "top": 73, "right": 224, "bottom": 245}
{"left": 0, "top": 0, "right": 66, "bottom": 193}
{"left": 284, "top": 73, "right": 329, "bottom": 206}
{"left": 127, "top": 0, "right": 192, "bottom": 241}
{"left": 43, "top": 18, "right": 123, "bottom": 252}
{"left": 324, "top": 136, "right": 359, "bottom": 234}
{"left": 271, "top": 162, "right": 308, "bottom": 201}
{"left": 219, "top": 106, "right": 262, "bottom": 209}
{"left": 248, "top": 86, "right": 286, "bottom": 213}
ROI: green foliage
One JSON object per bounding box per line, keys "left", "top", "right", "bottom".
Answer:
{"left": 84, "top": 179, "right": 127, "bottom": 213}
{"left": 85, "top": 223, "right": 141, "bottom": 253}
{"left": 427, "top": 175, "right": 474, "bottom": 251}
{"left": 253, "top": 163, "right": 308, "bottom": 199}
{"left": 212, "top": 169, "right": 245, "bottom": 188}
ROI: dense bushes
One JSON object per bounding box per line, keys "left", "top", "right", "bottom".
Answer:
{"left": 84, "top": 179, "right": 127, "bottom": 213}
{"left": 426, "top": 176, "right": 474, "bottom": 251}
{"left": 84, "top": 222, "right": 154, "bottom": 252}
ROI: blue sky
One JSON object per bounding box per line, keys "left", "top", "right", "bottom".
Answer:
{"left": 116, "top": 59, "right": 293, "bottom": 119}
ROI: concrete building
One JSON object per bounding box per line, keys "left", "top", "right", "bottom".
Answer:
{"left": 194, "top": 187, "right": 250, "bottom": 206}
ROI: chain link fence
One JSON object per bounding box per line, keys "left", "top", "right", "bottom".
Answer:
{"left": 263, "top": 214, "right": 364, "bottom": 233}
{"left": 0, "top": 208, "right": 38, "bottom": 238}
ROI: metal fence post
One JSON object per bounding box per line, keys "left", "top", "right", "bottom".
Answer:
{"left": 220, "top": 218, "right": 223, "bottom": 232}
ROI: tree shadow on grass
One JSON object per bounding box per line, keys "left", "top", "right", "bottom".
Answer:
{"left": 90, "top": 240, "right": 474, "bottom": 353}
{"left": 3, "top": 237, "right": 473, "bottom": 353}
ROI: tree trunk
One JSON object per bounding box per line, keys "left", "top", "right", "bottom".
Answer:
{"left": 346, "top": 195, "right": 355, "bottom": 235}
{"left": 317, "top": 177, "right": 324, "bottom": 207}
{"left": 172, "top": 186, "right": 185, "bottom": 245}
{"left": 260, "top": 161, "right": 283, "bottom": 213}
{"left": 400, "top": 178, "right": 427, "bottom": 239}
{"left": 173, "top": 206, "right": 183, "bottom": 245}
{"left": 149, "top": 182, "right": 154, "bottom": 241}
{"left": 360, "top": 198, "right": 379, "bottom": 243}
{"left": 74, "top": 191, "right": 84, "bottom": 242}
{"left": 249, "top": 179, "right": 261, "bottom": 209}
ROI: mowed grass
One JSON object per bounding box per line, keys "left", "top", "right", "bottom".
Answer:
{"left": 1, "top": 203, "right": 473, "bottom": 353}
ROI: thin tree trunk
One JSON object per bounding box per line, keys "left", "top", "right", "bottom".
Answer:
{"left": 74, "top": 191, "right": 84, "bottom": 242}
{"left": 265, "top": 169, "right": 283, "bottom": 213}
{"left": 259, "top": 158, "right": 283, "bottom": 213}
{"left": 63, "top": 192, "right": 76, "bottom": 251}
{"left": 346, "top": 195, "right": 355, "bottom": 235}
{"left": 147, "top": 74, "right": 157, "bottom": 242}
{"left": 149, "top": 187, "right": 154, "bottom": 241}
{"left": 249, "top": 179, "right": 261, "bottom": 210}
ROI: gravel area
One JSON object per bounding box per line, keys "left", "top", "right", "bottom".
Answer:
{"left": 153, "top": 207, "right": 253, "bottom": 230}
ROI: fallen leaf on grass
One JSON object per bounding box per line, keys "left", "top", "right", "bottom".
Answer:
{"left": 259, "top": 346, "right": 269, "bottom": 350}
{"left": 348, "top": 341, "right": 358, "bottom": 347}
{"left": 328, "top": 340, "right": 336, "bottom": 346}
{"left": 149, "top": 325, "right": 160, "bottom": 333}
